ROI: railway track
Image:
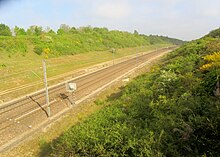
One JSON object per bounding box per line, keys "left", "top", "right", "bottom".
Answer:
{"left": 0, "top": 50, "right": 142, "bottom": 100}
{"left": 0, "top": 47, "right": 176, "bottom": 152}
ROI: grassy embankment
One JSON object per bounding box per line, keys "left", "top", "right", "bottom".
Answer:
{"left": 0, "top": 44, "right": 172, "bottom": 100}
{"left": 46, "top": 28, "right": 220, "bottom": 156}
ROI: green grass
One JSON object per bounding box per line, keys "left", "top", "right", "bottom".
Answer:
{"left": 0, "top": 44, "right": 172, "bottom": 101}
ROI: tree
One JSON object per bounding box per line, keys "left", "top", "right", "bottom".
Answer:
{"left": 27, "top": 25, "right": 43, "bottom": 36}
{"left": 34, "top": 26, "right": 43, "bottom": 36}
{"left": 70, "top": 27, "right": 78, "bottom": 34}
{"left": 27, "top": 26, "right": 34, "bottom": 35}
{"left": 0, "top": 23, "right": 12, "bottom": 36}
{"left": 48, "top": 29, "right": 56, "bottom": 35}
{"left": 57, "top": 24, "right": 70, "bottom": 35}
{"left": 14, "top": 26, "right": 26, "bottom": 36}
{"left": 134, "top": 30, "right": 139, "bottom": 35}
{"left": 78, "top": 25, "right": 93, "bottom": 33}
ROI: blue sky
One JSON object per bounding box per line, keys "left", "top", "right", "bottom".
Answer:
{"left": 0, "top": 0, "right": 220, "bottom": 40}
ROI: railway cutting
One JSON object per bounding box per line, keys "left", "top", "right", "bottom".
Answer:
{"left": 0, "top": 47, "right": 175, "bottom": 152}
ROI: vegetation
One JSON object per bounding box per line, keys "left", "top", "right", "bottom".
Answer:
{"left": 47, "top": 29, "right": 220, "bottom": 156}
{"left": 0, "top": 24, "right": 183, "bottom": 58}
{"left": 0, "top": 44, "right": 171, "bottom": 102}
{"left": 206, "top": 27, "right": 220, "bottom": 38}
{"left": 0, "top": 23, "right": 12, "bottom": 36}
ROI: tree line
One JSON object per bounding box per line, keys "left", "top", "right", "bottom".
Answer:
{"left": 0, "top": 23, "right": 184, "bottom": 57}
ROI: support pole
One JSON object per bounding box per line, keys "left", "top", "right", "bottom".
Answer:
{"left": 43, "top": 60, "right": 50, "bottom": 117}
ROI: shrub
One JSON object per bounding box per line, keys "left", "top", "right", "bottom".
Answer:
{"left": 34, "top": 46, "right": 43, "bottom": 55}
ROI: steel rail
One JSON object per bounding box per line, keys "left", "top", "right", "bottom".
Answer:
{"left": 0, "top": 48, "right": 169, "bottom": 110}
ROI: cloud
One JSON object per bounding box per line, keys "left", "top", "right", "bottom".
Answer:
{"left": 94, "top": 1, "right": 131, "bottom": 19}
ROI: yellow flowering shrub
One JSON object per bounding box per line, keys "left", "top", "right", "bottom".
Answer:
{"left": 200, "top": 51, "right": 220, "bottom": 71}
{"left": 43, "top": 48, "right": 51, "bottom": 59}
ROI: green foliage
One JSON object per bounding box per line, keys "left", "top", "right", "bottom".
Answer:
{"left": 0, "top": 23, "right": 12, "bottom": 36}
{"left": 200, "top": 51, "right": 220, "bottom": 96}
{"left": 34, "top": 46, "right": 43, "bottom": 55}
{"left": 0, "top": 36, "right": 28, "bottom": 56}
{"left": 0, "top": 64, "right": 6, "bottom": 68}
{"left": 47, "top": 29, "right": 220, "bottom": 157}
{"left": 57, "top": 24, "right": 71, "bottom": 35}
{"left": 0, "top": 24, "right": 184, "bottom": 58}
{"left": 206, "top": 27, "right": 220, "bottom": 38}
{"left": 27, "top": 25, "right": 43, "bottom": 36}
{"left": 206, "top": 38, "right": 220, "bottom": 53}
{"left": 14, "top": 26, "right": 26, "bottom": 36}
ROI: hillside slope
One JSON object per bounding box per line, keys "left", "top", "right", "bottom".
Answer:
{"left": 0, "top": 24, "right": 183, "bottom": 58}
{"left": 47, "top": 28, "right": 220, "bottom": 156}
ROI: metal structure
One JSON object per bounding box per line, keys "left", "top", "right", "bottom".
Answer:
{"left": 43, "top": 60, "right": 50, "bottom": 117}
{"left": 66, "top": 82, "right": 77, "bottom": 105}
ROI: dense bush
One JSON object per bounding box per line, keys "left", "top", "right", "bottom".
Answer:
{"left": 0, "top": 36, "right": 28, "bottom": 56}
{"left": 47, "top": 33, "right": 220, "bottom": 156}
{"left": 34, "top": 46, "right": 43, "bottom": 55}
{"left": 0, "top": 24, "right": 12, "bottom": 36}
{"left": 206, "top": 27, "right": 220, "bottom": 38}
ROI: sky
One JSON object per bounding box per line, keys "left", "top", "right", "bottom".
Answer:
{"left": 0, "top": 0, "right": 220, "bottom": 40}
